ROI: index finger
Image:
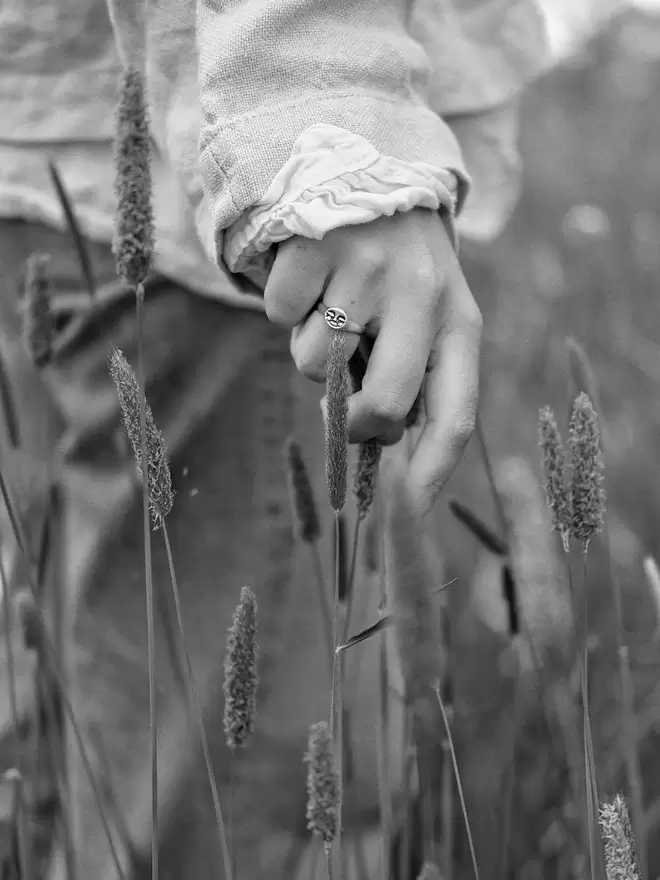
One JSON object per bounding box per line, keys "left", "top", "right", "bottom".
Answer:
{"left": 407, "top": 287, "right": 482, "bottom": 516}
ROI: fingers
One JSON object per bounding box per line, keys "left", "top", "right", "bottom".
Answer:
{"left": 344, "top": 273, "right": 435, "bottom": 444}
{"left": 320, "top": 395, "right": 406, "bottom": 447}
{"left": 407, "top": 275, "right": 482, "bottom": 516}
{"left": 263, "top": 237, "right": 332, "bottom": 328}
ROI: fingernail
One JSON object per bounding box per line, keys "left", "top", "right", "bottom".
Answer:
{"left": 320, "top": 397, "right": 327, "bottom": 425}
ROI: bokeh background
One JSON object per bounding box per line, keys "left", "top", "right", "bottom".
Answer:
{"left": 430, "top": 2, "right": 660, "bottom": 877}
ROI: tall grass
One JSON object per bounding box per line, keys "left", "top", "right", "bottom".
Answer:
{"left": 2, "top": 14, "right": 658, "bottom": 879}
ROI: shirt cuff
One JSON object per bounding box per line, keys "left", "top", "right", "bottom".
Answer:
{"left": 222, "top": 123, "right": 461, "bottom": 293}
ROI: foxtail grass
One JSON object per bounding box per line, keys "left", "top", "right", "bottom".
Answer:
{"left": 113, "top": 61, "right": 158, "bottom": 880}
{"left": 567, "top": 338, "right": 646, "bottom": 877}
{"left": 110, "top": 347, "right": 233, "bottom": 880}
{"left": 21, "top": 253, "right": 54, "bottom": 371}
{"left": 305, "top": 721, "right": 342, "bottom": 880}
{"left": 324, "top": 329, "right": 350, "bottom": 868}
{"left": 224, "top": 587, "right": 259, "bottom": 878}
{"left": 0, "top": 467, "right": 126, "bottom": 877}
{"left": 569, "top": 392, "right": 606, "bottom": 880}
{"left": 599, "top": 793, "right": 640, "bottom": 880}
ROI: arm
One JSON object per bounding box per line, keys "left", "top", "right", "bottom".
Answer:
{"left": 105, "top": 0, "right": 549, "bottom": 279}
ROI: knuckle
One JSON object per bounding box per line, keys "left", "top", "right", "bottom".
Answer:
{"left": 354, "top": 242, "right": 388, "bottom": 275}
{"left": 411, "top": 259, "right": 439, "bottom": 293}
{"left": 368, "top": 394, "right": 408, "bottom": 425}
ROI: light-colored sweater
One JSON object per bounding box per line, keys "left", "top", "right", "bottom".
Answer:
{"left": 0, "top": 0, "right": 551, "bottom": 309}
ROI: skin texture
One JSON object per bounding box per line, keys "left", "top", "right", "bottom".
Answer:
{"left": 263, "top": 206, "right": 483, "bottom": 517}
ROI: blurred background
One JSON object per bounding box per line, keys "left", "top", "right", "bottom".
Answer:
{"left": 431, "top": 1, "right": 660, "bottom": 877}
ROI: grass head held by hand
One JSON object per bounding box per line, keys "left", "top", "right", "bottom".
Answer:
{"left": 263, "top": 207, "right": 482, "bottom": 515}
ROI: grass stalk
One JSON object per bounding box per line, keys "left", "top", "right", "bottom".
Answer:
{"left": 475, "top": 413, "right": 508, "bottom": 541}
{"left": 434, "top": 685, "right": 480, "bottom": 880}
{"left": 604, "top": 521, "right": 646, "bottom": 878}
{"left": 329, "top": 510, "right": 343, "bottom": 870}
{"left": 39, "top": 670, "right": 76, "bottom": 880}
{"left": 309, "top": 542, "right": 334, "bottom": 680}
{"left": 47, "top": 160, "right": 96, "bottom": 300}
{"left": 579, "top": 551, "right": 602, "bottom": 880}
{"left": 160, "top": 521, "right": 233, "bottom": 880}
{"left": 0, "top": 553, "right": 30, "bottom": 880}
{"left": 135, "top": 285, "right": 158, "bottom": 880}
{"left": 0, "top": 468, "right": 125, "bottom": 877}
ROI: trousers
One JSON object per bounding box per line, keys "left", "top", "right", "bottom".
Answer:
{"left": 0, "top": 219, "right": 408, "bottom": 880}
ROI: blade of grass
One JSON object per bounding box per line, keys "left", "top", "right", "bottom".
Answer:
{"left": 0, "top": 553, "right": 30, "bottom": 880}
{"left": 0, "top": 469, "right": 125, "bottom": 877}
{"left": 434, "top": 685, "right": 480, "bottom": 880}
{"left": 47, "top": 161, "right": 97, "bottom": 300}
{"left": 160, "top": 521, "right": 233, "bottom": 880}
{"left": 329, "top": 511, "right": 343, "bottom": 871}
{"left": 475, "top": 413, "right": 508, "bottom": 543}
{"left": 135, "top": 285, "right": 158, "bottom": 880}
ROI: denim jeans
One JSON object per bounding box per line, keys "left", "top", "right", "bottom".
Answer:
{"left": 0, "top": 219, "right": 407, "bottom": 880}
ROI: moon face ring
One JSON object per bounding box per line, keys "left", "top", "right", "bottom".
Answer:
{"left": 317, "top": 302, "right": 364, "bottom": 334}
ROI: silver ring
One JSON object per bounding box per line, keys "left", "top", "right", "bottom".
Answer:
{"left": 317, "top": 302, "right": 365, "bottom": 334}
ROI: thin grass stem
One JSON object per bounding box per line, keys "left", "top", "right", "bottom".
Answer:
{"left": 0, "top": 556, "right": 30, "bottom": 880}
{"left": 160, "top": 522, "right": 233, "bottom": 880}
{"left": 373, "top": 487, "right": 391, "bottom": 880}
{"left": 603, "top": 524, "right": 646, "bottom": 878}
{"left": 342, "top": 515, "right": 361, "bottom": 645}
{"left": 135, "top": 286, "right": 158, "bottom": 880}
{"left": 580, "top": 552, "right": 602, "bottom": 880}
{"left": 0, "top": 468, "right": 124, "bottom": 876}
{"left": 39, "top": 670, "right": 76, "bottom": 880}
{"left": 475, "top": 413, "right": 508, "bottom": 542}
{"left": 434, "top": 685, "right": 480, "bottom": 880}
{"left": 310, "top": 542, "right": 334, "bottom": 680}
{"left": 329, "top": 511, "right": 343, "bottom": 868}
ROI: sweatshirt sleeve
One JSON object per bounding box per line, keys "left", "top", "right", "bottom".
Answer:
{"left": 105, "top": 0, "right": 550, "bottom": 293}
{"left": 195, "top": 0, "right": 472, "bottom": 289}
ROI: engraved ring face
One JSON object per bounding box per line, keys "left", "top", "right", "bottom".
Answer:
{"left": 323, "top": 307, "right": 348, "bottom": 330}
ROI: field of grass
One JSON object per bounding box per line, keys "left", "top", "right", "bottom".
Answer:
{"left": 2, "top": 6, "right": 660, "bottom": 880}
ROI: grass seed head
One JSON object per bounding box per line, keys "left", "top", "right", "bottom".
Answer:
{"left": 304, "top": 721, "right": 342, "bottom": 847}
{"left": 538, "top": 406, "right": 573, "bottom": 552}
{"left": 114, "top": 66, "right": 154, "bottom": 289}
{"left": 599, "top": 794, "right": 640, "bottom": 880}
{"left": 223, "top": 586, "right": 259, "bottom": 749}
{"left": 284, "top": 437, "right": 321, "bottom": 543}
{"left": 21, "top": 253, "right": 54, "bottom": 369}
{"left": 109, "top": 349, "right": 174, "bottom": 527}
{"left": 568, "top": 392, "right": 605, "bottom": 552}
{"left": 354, "top": 439, "right": 382, "bottom": 520}
{"left": 325, "top": 331, "right": 349, "bottom": 513}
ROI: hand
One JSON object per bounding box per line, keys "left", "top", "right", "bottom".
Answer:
{"left": 263, "top": 207, "right": 483, "bottom": 516}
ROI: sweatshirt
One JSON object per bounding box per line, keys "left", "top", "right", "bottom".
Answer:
{"left": 0, "top": 0, "right": 551, "bottom": 309}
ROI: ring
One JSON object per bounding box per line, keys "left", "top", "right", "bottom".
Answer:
{"left": 317, "top": 302, "right": 365, "bottom": 334}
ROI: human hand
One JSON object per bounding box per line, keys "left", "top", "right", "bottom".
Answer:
{"left": 263, "top": 207, "right": 482, "bottom": 516}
